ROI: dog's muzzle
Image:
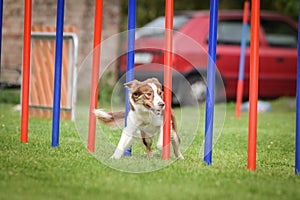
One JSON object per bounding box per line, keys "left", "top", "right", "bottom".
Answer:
{"left": 151, "top": 101, "right": 165, "bottom": 115}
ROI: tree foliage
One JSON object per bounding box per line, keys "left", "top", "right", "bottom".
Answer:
{"left": 120, "top": 0, "right": 299, "bottom": 31}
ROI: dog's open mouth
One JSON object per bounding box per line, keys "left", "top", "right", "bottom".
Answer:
{"left": 150, "top": 108, "right": 163, "bottom": 115}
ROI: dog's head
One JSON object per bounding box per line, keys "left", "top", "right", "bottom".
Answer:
{"left": 124, "top": 78, "right": 165, "bottom": 115}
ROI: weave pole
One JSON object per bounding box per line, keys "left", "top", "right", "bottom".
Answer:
{"left": 124, "top": 0, "right": 136, "bottom": 156}
{"left": 204, "top": 0, "right": 218, "bottom": 165}
{"left": 295, "top": 0, "right": 300, "bottom": 175}
{"left": 0, "top": 0, "right": 3, "bottom": 79}
{"left": 87, "top": 0, "right": 103, "bottom": 153}
{"left": 51, "top": 0, "right": 65, "bottom": 147}
{"left": 248, "top": 0, "right": 260, "bottom": 171}
{"left": 20, "top": 0, "right": 32, "bottom": 143}
{"left": 235, "top": 1, "right": 249, "bottom": 118}
{"left": 162, "top": 0, "right": 174, "bottom": 160}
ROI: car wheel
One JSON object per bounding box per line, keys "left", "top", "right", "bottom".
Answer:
{"left": 187, "top": 73, "right": 225, "bottom": 104}
{"left": 188, "top": 75, "right": 207, "bottom": 103}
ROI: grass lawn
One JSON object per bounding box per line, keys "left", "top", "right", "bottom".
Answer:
{"left": 0, "top": 98, "right": 299, "bottom": 200}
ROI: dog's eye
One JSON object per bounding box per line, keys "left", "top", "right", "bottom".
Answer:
{"left": 145, "top": 92, "right": 152, "bottom": 97}
{"left": 158, "top": 91, "right": 162, "bottom": 96}
{"left": 133, "top": 92, "right": 139, "bottom": 98}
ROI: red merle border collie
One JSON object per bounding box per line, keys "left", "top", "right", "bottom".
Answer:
{"left": 94, "top": 78, "right": 184, "bottom": 160}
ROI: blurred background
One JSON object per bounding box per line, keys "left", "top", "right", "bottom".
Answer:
{"left": 0, "top": 0, "right": 298, "bottom": 105}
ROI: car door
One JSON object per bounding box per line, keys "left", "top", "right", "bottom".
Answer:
{"left": 258, "top": 18, "right": 298, "bottom": 97}
{"left": 215, "top": 18, "right": 251, "bottom": 99}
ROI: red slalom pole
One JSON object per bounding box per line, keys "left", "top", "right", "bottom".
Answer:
{"left": 248, "top": 0, "right": 260, "bottom": 171}
{"left": 235, "top": 1, "right": 249, "bottom": 118}
{"left": 20, "top": 0, "right": 32, "bottom": 143}
{"left": 87, "top": 0, "right": 103, "bottom": 152}
{"left": 162, "top": 0, "right": 174, "bottom": 160}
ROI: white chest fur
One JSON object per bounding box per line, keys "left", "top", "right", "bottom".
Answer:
{"left": 127, "top": 110, "right": 162, "bottom": 135}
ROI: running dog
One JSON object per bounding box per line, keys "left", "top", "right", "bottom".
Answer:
{"left": 94, "top": 78, "right": 184, "bottom": 159}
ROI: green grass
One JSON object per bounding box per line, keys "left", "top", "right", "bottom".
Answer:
{"left": 0, "top": 98, "right": 300, "bottom": 200}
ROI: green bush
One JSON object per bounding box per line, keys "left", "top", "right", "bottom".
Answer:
{"left": 0, "top": 89, "right": 20, "bottom": 104}
{"left": 98, "top": 70, "right": 122, "bottom": 106}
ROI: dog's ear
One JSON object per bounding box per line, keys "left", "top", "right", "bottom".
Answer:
{"left": 124, "top": 80, "right": 140, "bottom": 90}
{"left": 150, "top": 78, "right": 162, "bottom": 90}
{"left": 150, "top": 77, "right": 159, "bottom": 83}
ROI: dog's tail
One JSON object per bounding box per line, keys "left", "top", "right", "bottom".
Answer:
{"left": 93, "top": 109, "right": 125, "bottom": 127}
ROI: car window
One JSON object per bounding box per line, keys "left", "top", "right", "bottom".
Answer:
{"left": 216, "top": 20, "right": 250, "bottom": 45}
{"left": 261, "top": 19, "right": 297, "bottom": 48}
{"left": 136, "top": 15, "right": 190, "bottom": 38}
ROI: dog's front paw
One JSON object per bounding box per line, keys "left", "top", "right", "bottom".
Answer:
{"left": 111, "top": 149, "right": 123, "bottom": 159}
{"left": 146, "top": 150, "right": 154, "bottom": 159}
{"left": 111, "top": 155, "right": 121, "bottom": 159}
{"left": 177, "top": 154, "right": 184, "bottom": 160}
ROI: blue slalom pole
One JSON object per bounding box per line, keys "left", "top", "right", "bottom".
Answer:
{"left": 295, "top": 0, "right": 300, "bottom": 175}
{"left": 204, "top": 0, "right": 218, "bottom": 165}
{"left": 235, "top": 1, "right": 249, "bottom": 118}
{"left": 52, "top": 0, "right": 65, "bottom": 147}
{"left": 124, "top": 0, "right": 136, "bottom": 156}
{"left": 0, "top": 0, "right": 3, "bottom": 79}
{"left": 238, "top": 16, "right": 248, "bottom": 83}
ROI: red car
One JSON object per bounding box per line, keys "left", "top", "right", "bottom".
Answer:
{"left": 118, "top": 10, "right": 298, "bottom": 105}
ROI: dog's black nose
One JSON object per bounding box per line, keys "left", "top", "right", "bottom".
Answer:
{"left": 158, "top": 102, "right": 165, "bottom": 108}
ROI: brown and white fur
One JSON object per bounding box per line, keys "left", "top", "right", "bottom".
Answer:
{"left": 94, "top": 78, "right": 184, "bottom": 160}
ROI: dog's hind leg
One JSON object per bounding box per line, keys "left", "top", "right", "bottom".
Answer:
{"left": 141, "top": 131, "right": 153, "bottom": 158}
{"left": 157, "top": 119, "right": 184, "bottom": 159}
{"left": 171, "top": 113, "right": 184, "bottom": 159}
{"left": 171, "top": 129, "right": 184, "bottom": 160}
